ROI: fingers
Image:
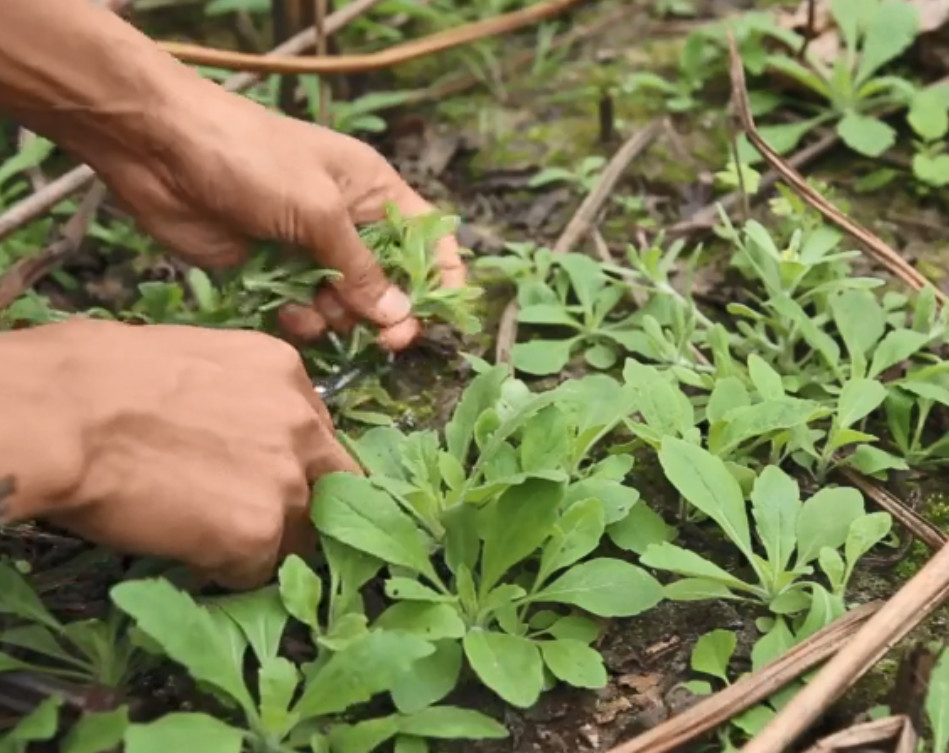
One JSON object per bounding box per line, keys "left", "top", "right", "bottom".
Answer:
{"left": 389, "top": 184, "right": 467, "bottom": 289}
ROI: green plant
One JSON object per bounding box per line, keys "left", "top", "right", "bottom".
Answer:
{"left": 926, "top": 645, "right": 949, "bottom": 752}
{"left": 112, "top": 577, "right": 507, "bottom": 753}
{"left": 752, "top": 0, "right": 920, "bottom": 159}
{"left": 621, "top": 32, "right": 711, "bottom": 113}
{"left": 528, "top": 156, "right": 605, "bottom": 194}
{"left": 907, "top": 85, "right": 949, "bottom": 187}
{"left": 642, "top": 439, "right": 892, "bottom": 626}
{"left": 0, "top": 563, "right": 150, "bottom": 690}
{"left": 314, "top": 366, "right": 669, "bottom": 707}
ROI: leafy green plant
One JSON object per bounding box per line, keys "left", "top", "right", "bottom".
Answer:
{"left": 754, "top": 0, "right": 920, "bottom": 158}
{"left": 315, "top": 366, "right": 669, "bottom": 707}
{"left": 0, "top": 563, "right": 150, "bottom": 691}
{"left": 926, "top": 645, "right": 949, "bottom": 753}
{"left": 510, "top": 253, "right": 656, "bottom": 375}
{"left": 642, "top": 439, "right": 892, "bottom": 628}
{"left": 528, "top": 156, "right": 605, "bottom": 194}
{"left": 621, "top": 32, "right": 710, "bottom": 113}
{"left": 907, "top": 85, "right": 949, "bottom": 188}
{"left": 112, "top": 577, "right": 507, "bottom": 753}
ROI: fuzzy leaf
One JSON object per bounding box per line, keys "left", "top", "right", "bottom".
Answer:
{"left": 278, "top": 555, "right": 322, "bottom": 632}
{"left": 838, "top": 113, "right": 896, "bottom": 158}
{"left": 539, "top": 639, "right": 607, "bottom": 688}
{"left": 124, "top": 714, "right": 242, "bottom": 753}
{"left": 390, "top": 641, "right": 463, "bottom": 714}
{"left": 855, "top": 0, "right": 919, "bottom": 86}
{"left": 463, "top": 630, "right": 544, "bottom": 708}
{"left": 375, "top": 603, "right": 465, "bottom": 641}
{"left": 531, "top": 558, "right": 663, "bottom": 617}
{"left": 795, "top": 487, "right": 865, "bottom": 565}
{"left": 512, "top": 339, "right": 575, "bottom": 376}
{"left": 607, "top": 502, "right": 675, "bottom": 554}
{"left": 750, "top": 466, "right": 801, "bottom": 574}
{"left": 397, "top": 707, "right": 508, "bottom": 739}
{"left": 642, "top": 543, "right": 753, "bottom": 591}
{"left": 62, "top": 708, "right": 129, "bottom": 753}
{"left": 868, "top": 329, "right": 930, "bottom": 377}
{"left": 691, "top": 629, "right": 736, "bottom": 683}
{"left": 837, "top": 378, "right": 887, "bottom": 429}
{"left": 539, "top": 498, "right": 605, "bottom": 579}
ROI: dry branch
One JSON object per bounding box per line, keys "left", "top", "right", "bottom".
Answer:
{"left": 0, "top": 0, "right": 383, "bottom": 243}
{"left": 726, "top": 33, "right": 941, "bottom": 299}
{"left": 742, "top": 543, "right": 949, "bottom": 752}
{"left": 156, "top": 0, "right": 586, "bottom": 74}
{"left": 494, "top": 121, "right": 661, "bottom": 365}
{"left": 838, "top": 468, "right": 946, "bottom": 553}
{"left": 0, "top": 183, "right": 107, "bottom": 309}
{"left": 605, "top": 602, "right": 881, "bottom": 753}
{"left": 801, "top": 715, "right": 917, "bottom": 753}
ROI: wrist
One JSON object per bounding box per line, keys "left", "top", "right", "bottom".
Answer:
{"left": 0, "top": 326, "right": 87, "bottom": 523}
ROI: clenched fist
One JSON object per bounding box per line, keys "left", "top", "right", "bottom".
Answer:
{"left": 0, "top": 319, "right": 359, "bottom": 589}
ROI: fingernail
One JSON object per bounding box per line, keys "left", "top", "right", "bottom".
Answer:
{"left": 321, "top": 296, "right": 346, "bottom": 321}
{"left": 378, "top": 286, "right": 412, "bottom": 323}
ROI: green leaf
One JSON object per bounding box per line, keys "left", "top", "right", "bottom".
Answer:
{"left": 111, "top": 579, "right": 255, "bottom": 713}
{"left": 279, "top": 555, "right": 323, "bottom": 632}
{"left": 375, "top": 603, "right": 465, "bottom": 641}
{"left": 900, "top": 379, "right": 949, "bottom": 408}
{"left": 125, "top": 714, "right": 242, "bottom": 753}
{"left": 831, "top": 289, "right": 885, "bottom": 368}
{"left": 259, "top": 657, "right": 299, "bottom": 739}
{"left": 913, "top": 154, "right": 949, "bottom": 187}
{"left": 797, "top": 584, "right": 843, "bottom": 640}
{"left": 565, "top": 478, "right": 640, "bottom": 524}
{"left": 312, "top": 473, "right": 438, "bottom": 583}
{"left": 795, "top": 487, "right": 865, "bottom": 565}
{"left": 329, "top": 718, "right": 399, "bottom": 753}
{"left": 545, "top": 615, "right": 600, "bottom": 643}
{"left": 584, "top": 343, "right": 618, "bottom": 370}
{"left": 733, "top": 705, "right": 776, "bottom": 737}
{"left": 625, "top": 361, "right": 694, "bottom": 437}
{"left": 480, "top": 478, "right": 564, "bottom": 593}
{"left": 1, "top": 697, "right": 60, "bottom": 747}
{"left": 210, "top": 585, "right": 288, "bottom": 662}
{"left": 748, "top": 355, "right": 784, "bottom": 399}
{"left": 445, "top": 366, "right": 511, "bottom": 462}
{"left": 520, "top": 406, "right": 570, "bottom": 473}
{"left": 539, "top": 639, "right": 607, "bottom": 688}
{"left": 391, "top": 641, "right": 463, "bottom": 714}
{"left": 539, "top": 498, "right": 605, "bottom": 580}
{"left": 664, "top": 578, "right": 739, "bottom": 601}
{"left": 607, "top": 502, "right": 675, "bottom": 554}
{"left": 658, "top": 438, "right": 752, "bottom": 559}
{"left": 750, "top": 466, "right": 801, "bottom": 575}
{"left": 397, "top": 707, "right": 508, "bottom": 739}
{"left": 855, "top": 0, "right": 919, "bottom": 86}
{"left": 837, "top": 378, "right": 887, "bottom": 428}
{"left": 62, "top": 708, "right": 129, "bottom": 753}
{"left": 909, "top": 87, "right": 949, "bottom": 141}
{"left": 927, "top": 648, "right": 949, "bottom": 753}
{"left": 463, "top": 630, "right": 544, "bottom": 708}
{"left": 691, "top": 629, "right": 736, "bottom": 683}
{"left": 518, "top": 304, "right": 580, "bottom": 327}
{"left": 714, "top": 399, "right": 824, "bottom": 455}
{"left": 385, "top": 578, "right": 455, "bottom": 603}
{"left": 844, "top": 512, "right": 892, "bottom": 579}
{"left": 842, "top": 445, "right": 909, "bottom": 477}
{"left": 868, "top": 329, "right": 930, "bottom": 377}
{"left": 294, "top": 631, "right": 434, "bottom": 719}
{"left": 531, "top": 558, "right": 664, "bottom": 617}
{"left": 393, "top": 736, "right": 427, "bottom": 753}
{"left": 751, "top": 618, "right": 794, "bottom": 671}
{"left": 706, "top": 377, "right": 751, "bottom": 424}
{"left": 557, "top": 254, "right": 607, "bottom": 312}
{"left": 837, "top": 112, "right": 896, "bottom": 158}
{"left": 642, "top": 542, "right": 753, "bottom": 592}
{"left": 512, "top": 340, "right": 575, "bottom": 376}
{"left": 0, "top": 563, "right": 61, "bottom": 630}
{"left": 769, "top": 587, "right": 811, "bottom": 615}
{"left": 819, "top": 548, "right": 846, "bottom": 592}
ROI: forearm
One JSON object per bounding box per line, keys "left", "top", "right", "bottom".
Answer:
{"left": 0, "top": 0, "right": 207, "bottom": 170}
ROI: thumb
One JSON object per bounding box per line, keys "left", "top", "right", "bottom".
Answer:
{"left": 294, "top": 187, "right": 413, "bottom": 329}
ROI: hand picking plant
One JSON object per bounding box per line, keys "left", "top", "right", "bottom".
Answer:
{"left": 642, "top": 439, "right": 892, "bottom": 634}
{"left": 111, "top": 577, "right": 508, "bottom": 753}
{"left": 314, "top": 366, "right": 668, "bottom": 707}
{"left": 0, "top": 562, "right": 150, "bottom": 692}
{"left": 755, "top": 0, "right": 920, "bottom": 159}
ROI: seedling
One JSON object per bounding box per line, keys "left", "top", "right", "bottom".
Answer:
{"left": 642, "top": 440, "right": 892, "bottom": 625}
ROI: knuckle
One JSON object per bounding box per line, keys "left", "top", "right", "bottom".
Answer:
{"left": 226, "top": 502, "right": 284, "bottom": 556}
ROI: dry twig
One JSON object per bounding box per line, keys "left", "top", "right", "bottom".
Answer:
{"left": 494, "top": 121, "right": 661, "bottom": 365}
{"left": 742, "top": 543, "right": 949, "bottom": 752}
{"left": 726, "top": 33, "right": 940, "bottom": 299}
{"left": 156, "top": 0, "right": 586, "bottom": 74}
{"left": 0, "top": 182, "right": 107, "bottom": 309}
{"left": 801, "top": 715, "right": 917, "bottom": 753}
{"left": 605, "top": 603, "right": 881, "bottom": 753}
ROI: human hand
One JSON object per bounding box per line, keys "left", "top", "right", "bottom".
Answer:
{"left": 87, "top": 77, "right": 464, "bottom": 350}
{"left": 0, "top": 319, "right": 359, "bottom": 589}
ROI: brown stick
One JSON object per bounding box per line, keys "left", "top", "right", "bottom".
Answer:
{"left": 726, "top": 33, "right": 940, "bottom": 299}
{"left": 494, "top": 121, "right": 662, "bottom": 365}
{"left": 800, "top": 715, "right": 916, "bottom": 753}
{"left": 0, "top": 0, "right": 383, "bottom": 243}
{"left": 0, "top": 182, "right": 107, "bottom": 309}
{"left": 553, "top": 121, "right": 663, "bottom": 255}
{"left": 156, "top": 0, "right": 586, "bottom": 74}
{"left": 838, "top": 467, "right": 947, "bottom": 553}
{"left": 604, "top": 602, "right": 881, "bottom": 753}
{"left": 741, "top": 543, "right": 949, "bottom": 753}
